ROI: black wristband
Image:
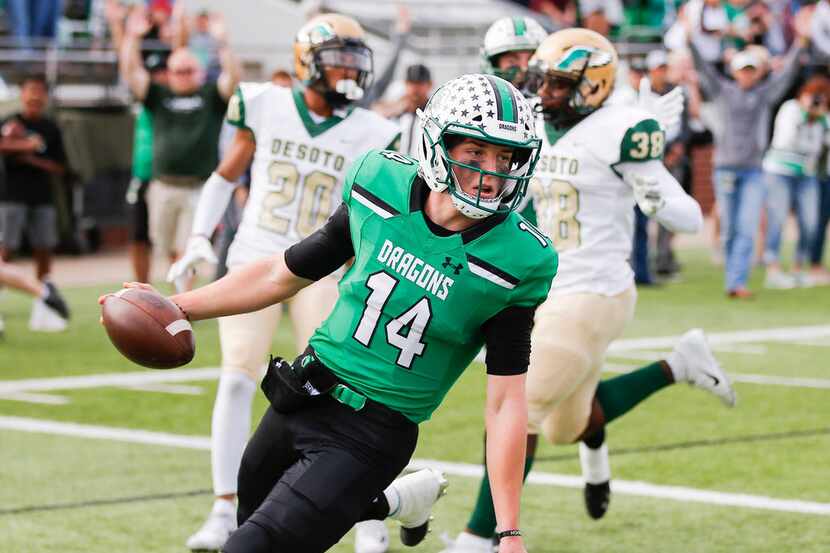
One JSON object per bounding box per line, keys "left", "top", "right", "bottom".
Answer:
{"left": 496, "top": 529, "right": 521, "bottom": 540}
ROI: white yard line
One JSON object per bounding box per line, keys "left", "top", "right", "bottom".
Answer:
{"left": 0, "top": 416, "right": 210, "bottom": 449}
{"left": 603, "top": 364, "right": 830, "bottom": 390}
{"left": 608, "top": 325, "right": 830, "bottom": 352}
{"left": 121, "top": 383, "right": 205, "bottom": 395}
{"left": 0, "top": 367, "right": 221, "bottom": 394}
{"left": 0, "top": 393, "right": 69, "bottom": 405}
{"left": 1, "top": 415, "right": 828, "bottom": 516}
{"left": 475, "top": 325, "right": 830, "bottom": 365}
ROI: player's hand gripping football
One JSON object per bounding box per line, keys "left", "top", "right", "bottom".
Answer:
{"left": 166, "top": 235, "right": 218, "bottom": 292}
{"left": 624, "top": 169, "right": 666, "bottom": 216}
{"left": 97, "top": 281, "right": 161, "bottom": 311}
{"left": 638, "top": 78, "right": 684, "bottom": 131}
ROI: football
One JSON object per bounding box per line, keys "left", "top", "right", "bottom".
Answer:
{"left": 101, "top": 288, "right": 195, "bottom": 369}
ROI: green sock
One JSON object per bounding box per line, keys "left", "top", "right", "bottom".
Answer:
{"left": 595, "top": 361, "right": 671, "bottom": 424}
{"left": 466, "top": 448, "right": 535, "bottom": 537}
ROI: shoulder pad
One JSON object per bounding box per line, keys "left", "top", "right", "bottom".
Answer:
{"left": 468, "top": 212, "right": 557, "bottom": 306}
{"left": 343, "top": 149, "right": 419, "bottom": 213}
{"left": 348, "top": 107, "right": 404, "bottom": 148}
{"left": 617, "top": 116, "right": 664, "bottom": 163}
{"left": 226, "top": 82, "right": 276, "bottom": 132}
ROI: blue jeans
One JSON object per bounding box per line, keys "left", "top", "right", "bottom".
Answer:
{"left": 5, "top": 0, "right": 63, "bottom": 44}
{"left": 631, "top": 205, "right": 652, "bottom": 284}
{"left": 714, "top": 167, "right": 766, "bottom": 291}
{"left": 812, "top": 177, "right": 830, "bottom": 266}
{"left": 763, "top": 173, "right": 818, "bottom": 267}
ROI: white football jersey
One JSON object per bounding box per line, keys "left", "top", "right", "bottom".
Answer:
{"left": 225, "top": 83, "right": 401, "bottom": 267}
{"left": 528, "top": 104, "right": 664, "bottom": 296}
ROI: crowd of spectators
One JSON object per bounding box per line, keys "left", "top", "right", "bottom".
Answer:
{"left": 0, "top": 0, "right": 830, "bottom": 322}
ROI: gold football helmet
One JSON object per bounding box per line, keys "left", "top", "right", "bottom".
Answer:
{"left": 293, "top": 13, "right": 373, "bottom": 106}
{"left": 528, "top": 28, "right": 617, "bottom": 115}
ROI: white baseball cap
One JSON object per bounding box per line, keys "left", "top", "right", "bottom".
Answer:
{"left": 646, "top": 50, "right": 668, "bottom": 71}
{"left": 730, "top": 51, "right": 758, "bottom": 72}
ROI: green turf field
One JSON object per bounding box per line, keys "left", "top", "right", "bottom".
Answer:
{"left": 1, "top": 247, "right": 828, "bottom": 552}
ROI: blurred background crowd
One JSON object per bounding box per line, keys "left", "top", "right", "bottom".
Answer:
{"left": 2, "top": 0, "right": 830, "bottom": 328}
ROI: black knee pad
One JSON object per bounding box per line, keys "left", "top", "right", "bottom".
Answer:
{"left": 222, "top": 522, "right": 273, "bottom": 553}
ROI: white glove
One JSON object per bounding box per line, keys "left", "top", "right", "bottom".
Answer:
{"left": 166, "top": 235, "right": 218, "bottom": 290}
{"left": 624, "top": 169, "right": 666, "bottom": 216}
{"left": 638, "top": 78, "right": 684, "bottom": 131}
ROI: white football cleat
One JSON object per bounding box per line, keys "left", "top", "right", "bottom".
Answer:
{"left": 29, "top": 298, "right": 67, "bottom": 332}
{"left": 438, "top": 531, "right": 494, "bottom": 553}
{"left": 186, "top": 500, "right": 237, "bottom": 551}
{"left": 354, "top": 520, "right": 389, "bottom": 553}
{"left": 667, "top": 329, "right": 736, "bottom": 407}
{"left": 387, "top": 468, "right": 448, "bottom": 546}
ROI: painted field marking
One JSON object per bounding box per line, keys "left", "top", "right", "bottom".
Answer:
{"left": 0, "top": 392, "right": 69, "bottom": 405}
{"left": 603, "top": 364, "right": 830, "bottom": 390}
{"left": 1, "top": 415, "right": 828, "bottom": 516}
{"left": 608, "top": 325, "right": 830, "bottom": 352}
{"left": 0, "top": 367, "right": 221, "bottom": 395}
{"left": 122, "top": 383, "right": 205, "bottom": 395}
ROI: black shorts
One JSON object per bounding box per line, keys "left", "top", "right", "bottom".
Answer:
{"left": 225, "top": 393, "right": 418, "bottom": 553}
{"left": 127, "top": 178, "right": 151, "bottom": 244}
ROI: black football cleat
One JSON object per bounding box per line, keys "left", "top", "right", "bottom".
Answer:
{"left": 584, "top": 481, "right": 611, "bottom": 520}
{"left": 400, "top": 521, "right": 429, "bottom": 547}
{"left": 43, "top": 282, "right": 70, "bottom": 320}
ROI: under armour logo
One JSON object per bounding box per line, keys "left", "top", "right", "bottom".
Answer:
{"left": 442, "top": 257, "right": 463, "bottom": 275}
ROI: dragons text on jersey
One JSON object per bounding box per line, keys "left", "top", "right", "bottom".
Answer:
{"left": 309, "top": 150, "right": 557, "bottom": 423}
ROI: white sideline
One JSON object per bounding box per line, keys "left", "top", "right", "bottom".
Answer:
{"left": 2, "top": 415, "right": 828, "bottom": 516}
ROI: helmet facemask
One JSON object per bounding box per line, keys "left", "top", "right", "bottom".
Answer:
{"left": 307, "top": 41, "right": 374, "bottom": 108}
{"left": 528, "top": 29, "right": 619, "bottom": 124}
{"left": 420, "top": 118, "right": 540, "bottom": 219}
{"left": 524, "top": 67, "right": 584, "bottom": 127}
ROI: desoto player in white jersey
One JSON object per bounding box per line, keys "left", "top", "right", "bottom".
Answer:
{"left": 442, "top": 29, "right": 737, "bottom": 553}
{"left": 166, "top": 13, "right": 400, "bottom": 552}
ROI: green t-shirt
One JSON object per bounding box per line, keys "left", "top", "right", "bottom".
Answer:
{"left": 131, "top": 107, "right": 154, "bottom": 181}
{"left": 309, "top": 150, "right": 558, "bottom": 423}
{"left": 143, "top": 82, "right": 227, "bottom": 179}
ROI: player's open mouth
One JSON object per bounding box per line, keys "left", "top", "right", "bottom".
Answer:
{"left": 474, "top": 185, "right": 497, "bottom": 199}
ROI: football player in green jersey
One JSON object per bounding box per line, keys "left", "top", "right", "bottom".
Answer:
{"left": 107, "top": 74, "right": 555, "bottom": 553}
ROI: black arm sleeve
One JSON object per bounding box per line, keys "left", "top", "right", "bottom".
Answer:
{"left": 481, "top": 305, "right": 538, "bottom": 376}
{"left": 284, "top": 203, "right": 354, "bottom": 280}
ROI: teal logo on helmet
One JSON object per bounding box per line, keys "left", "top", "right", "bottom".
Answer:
{"left": 554, "top": 46, "right": 613, "bottom": 72}
{"left": 308, "top": 23, "right": 335, "bottom": 44}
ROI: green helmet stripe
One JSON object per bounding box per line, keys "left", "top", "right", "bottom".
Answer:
{"left": 486, "top": 76, "right": 517, "bottom": 124}
{"left": 512, "top": 17, "right": 527, "bottom": 36}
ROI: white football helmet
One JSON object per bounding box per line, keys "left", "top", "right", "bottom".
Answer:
{"left": 482, "top": 16, "right": 549, "bottom": 85}
{"left": 417, "top": 74, "right": 541, "bottom": 219}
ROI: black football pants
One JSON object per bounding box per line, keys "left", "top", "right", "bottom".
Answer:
{"left": 223, "top": 395, "right": 417, "bottom": 553}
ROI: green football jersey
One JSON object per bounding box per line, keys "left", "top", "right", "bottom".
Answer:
{"left": 310, "top": 150, "right": 558, "bottom": 423}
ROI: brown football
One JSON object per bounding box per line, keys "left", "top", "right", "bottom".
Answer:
{"left": 101, "top": 288, "right": 195, "bottom": 369}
